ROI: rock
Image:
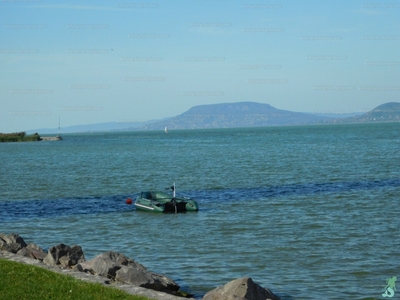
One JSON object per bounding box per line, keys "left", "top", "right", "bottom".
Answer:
{"left": 77, "top": 252, "right": 121, "bottom": 278}
{"left": 0, "top": 234, "right": 46, "bottom": 260}
{"left": 59, "top": 255, "right": 72, "bottom": 268}
{"left": 0, "top": 233, "right": 27, "bottom": 247}
{"left": 78, "top": 251, "right": 147, "bottom": 278}
{"left": 16, "top": 247, "right": 31, "bottom": 257}
{"left": 26, "top": 243, "right": 47, "bottom": 261}
{"left": 67, "top": 245, "right": 85, "bottom": 265}
{"left": 17, "top": 243, "right": 48, "bottom": 260}
{"left": 116, "top": 265, "right": 180, "bottom": 292}
{"left": 0, "top": 241, "right": 16, "bottom": 253}
{"left": 202, "top": 277, "right": 280, "bottom": 300}
{"left": 79, "top": 251, "right": 180, "bottom": 294}
{"left": 43, "top": 243, "right": 85, "bottom": 267}
{"left": 43, "top": 243, "right": 69, "bottom": 266}
{"left": 73, "top": 263, "right": 95, "bottom": 275}
{"left": 0, "top": 233, "right": 28, "bottom": 253}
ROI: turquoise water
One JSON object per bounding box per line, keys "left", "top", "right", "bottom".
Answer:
{"left": 1, "top": 123, "right": 399, "bottom": 299}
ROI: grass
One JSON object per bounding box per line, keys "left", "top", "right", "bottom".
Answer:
{"left": 0, "top": 258, "right": 154, "bottom": 300}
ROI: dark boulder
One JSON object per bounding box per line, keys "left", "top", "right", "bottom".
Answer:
{"left": 43, "top": 243, "right": 85, "bottom": 268}
{"left": 202, "top": 277, "right": 280, "bottom": 300}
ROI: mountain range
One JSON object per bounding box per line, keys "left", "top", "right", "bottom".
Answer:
{"left": 27, "top": 101, "right": 400, "bottom": 134}
{"left": 143, "top": 102, "right": 329, "bottom": 130}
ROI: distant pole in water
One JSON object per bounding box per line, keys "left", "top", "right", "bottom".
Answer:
{"left": 58, "top": 116, "right": 61, "bottom": 137}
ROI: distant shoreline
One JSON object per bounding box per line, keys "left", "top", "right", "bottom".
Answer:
{"left": 0, "top": 132, "right": 62, "bottom": 142}
{"left": 24, "top": 101, "right": 400, "bottom": 134}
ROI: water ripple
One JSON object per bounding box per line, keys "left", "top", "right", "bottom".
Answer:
{"left": 1, "top": 178, "right": 398, "bottom": 222}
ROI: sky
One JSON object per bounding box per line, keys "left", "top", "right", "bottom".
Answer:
{"left": 1, "top": 0, "right": 400, "bottom": 132}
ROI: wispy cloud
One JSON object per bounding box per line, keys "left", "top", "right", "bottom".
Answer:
{"left": 29, "top": 4, "right": 141, "bottom": 11}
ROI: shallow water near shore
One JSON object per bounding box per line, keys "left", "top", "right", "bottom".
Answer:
{"left": 1, "top": 123, "right": 399, "bottom": 299}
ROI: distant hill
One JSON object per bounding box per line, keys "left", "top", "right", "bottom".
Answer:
{"left": 333, "top": 102, "right": 400, "bottom": 124}
{"left": 142, "top": 102, "right": 330, "bottom": 130}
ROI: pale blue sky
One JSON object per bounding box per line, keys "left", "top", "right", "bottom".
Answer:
{"left": 1, "top": 0, "right": 400, "bottom": 132}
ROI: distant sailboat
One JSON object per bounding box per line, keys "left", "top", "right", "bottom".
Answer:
{"left": 164, "top": 126, "right": 168, "bottom": 133}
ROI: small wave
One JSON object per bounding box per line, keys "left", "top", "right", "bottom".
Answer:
{"left": 190, "top": 178, "right": 400, "bottom": 202}
{"left": 0, "top": 195, "right": 133, "bottom": 221}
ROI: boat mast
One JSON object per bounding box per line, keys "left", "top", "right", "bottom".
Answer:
{"left": 172, "top": 182, "right": 177, "bottom": 213}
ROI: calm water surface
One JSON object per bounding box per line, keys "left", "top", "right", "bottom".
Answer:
{"left": 1, "top": 123, "right": 399, "bottom": 299}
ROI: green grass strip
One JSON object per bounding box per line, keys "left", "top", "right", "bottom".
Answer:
{"left": 0, "top": 258, "right": 153, "bottom": 300}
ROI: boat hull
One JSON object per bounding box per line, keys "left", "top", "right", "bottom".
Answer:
{"left": 134, "top": 191, "right": 198, "bottom": 213}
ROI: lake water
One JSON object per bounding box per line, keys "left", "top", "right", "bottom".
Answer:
{"left": 1, "top": 123, "right": 399, "bottom": 299}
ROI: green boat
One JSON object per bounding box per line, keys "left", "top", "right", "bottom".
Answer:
{"left": 134, "top": 184, "right": 199, "bottom": 213}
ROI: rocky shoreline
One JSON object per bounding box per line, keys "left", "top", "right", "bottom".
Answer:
{"left": 0, "top": 233, "right": 280, "bottom": 300}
